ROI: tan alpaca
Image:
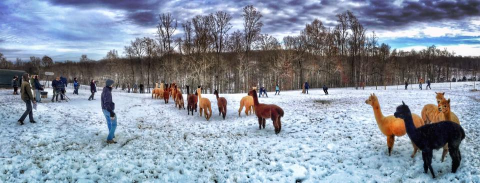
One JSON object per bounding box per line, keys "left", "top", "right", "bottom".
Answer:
{"left": 238, "top": 96, "right": 255, "bottom": 116}
{"left": 197, "top": 88, "right": 212, "bottom": 121}
{"left": 435, "top": 98, "right": 461, "bottom": 162}
{"left": 421, "top": 92, "right": 447, "bottom": 123}
{"left": 366, "top": 93, "right": 425, "bottom": 157}
{"left": 152, "top": 82, "right": 164, "bottom": 99}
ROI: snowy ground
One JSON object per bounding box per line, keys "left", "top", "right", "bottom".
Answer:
{"left": 0, "top": 82, "right": 479, "bottom": 182}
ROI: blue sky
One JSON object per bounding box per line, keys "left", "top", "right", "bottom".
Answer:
{"left": 0, "top": 0, "right": 479, "bottom": 61}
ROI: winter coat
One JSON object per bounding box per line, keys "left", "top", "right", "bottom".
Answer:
{"left": 20, "top": 81, "right": 34, "bottom": 102}
{"left": 34, "top": 79, "right": 42, "bottom": 90}
{"left": 276, "top": 86, "right": 279, "bottom": 91}
{"left": 427, "top": 80, "right": 431, "bottom": 85}
{"left": 61, "top": 77, "right": 68, "bottom": 87}
{"left": 323, "top": 85, "right": 328, "bottom": 90}
{"left": 52, "top": 80, "right": 58, "bottom": 89}
{"left": 101, "top": 87, "right": 115, "bottom": 113}
{"left": 74, "top": 80, "right": 79, "bottom": 88}
{"left": 90, "top": 82, "right": 97, "bottom": 93}
{"left": 305, "top": 82, "right": 310, "bottom": 89}
{"left": 12, "top": 79, "right": 18, "bottom": 87}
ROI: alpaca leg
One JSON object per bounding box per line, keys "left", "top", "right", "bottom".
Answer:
{"left": 199, "top": 108, "right": 203, "bottom": 116}
{"left": 411, "top": 143, "right": 419, "bottom": 158}
{"left": 422, "top": 151, "right": 428, "bottom": 174}
{"left": 387, "top": 135, "right": 395, "bottom": 156}
{"left": 426, "top": 151, "right": 436, "bottom": 178}
{"left": 449, "top": 143, "right": 461, "bottom": 173}
{"left": 441, "top": 144, "right": 449, "bottom": 162}
{"left": 258, "top": 118, "right": 262, "bottom": 130}
{"left": 262, "top": 118, "right": 266, "bottom": 129}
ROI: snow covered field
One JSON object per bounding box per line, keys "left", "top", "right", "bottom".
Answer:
{"left": 1, "top": 82, "right": 479, "bottom": 182}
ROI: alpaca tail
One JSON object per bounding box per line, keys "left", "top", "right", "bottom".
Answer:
{"left": 276, "top": 107, "right": 284, "bottom": 117}
{"left": 238, "top": 100, "right": 244, "bottom": 116}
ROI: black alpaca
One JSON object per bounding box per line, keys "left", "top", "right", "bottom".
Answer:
{"left": 394, "top": 102, "right": 465, "bottom": 178}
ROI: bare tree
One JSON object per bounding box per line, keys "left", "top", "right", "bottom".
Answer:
{"left": 242, "top": 5, "right": 263, "bottom": 90}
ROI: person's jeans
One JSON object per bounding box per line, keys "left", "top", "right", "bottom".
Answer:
{"left": 35, "top": 89, "right": 41, "bottom": 102}
{"left": 51, "top": 90, "right": 59, "bottom": 102}
{"left": 74, "top": 87, "right": 79, "bottom": 94}
{"left": 275, "top": 90, "right": 280, "bottom": 95}
{"left": 419, "top": 84, "right": 422, "bottom": 90}
{"left": 13, "top": 87, "right": 18, "bottom": 94}
{"left": 102, "top": 109, "right": 117, "bottom": 140}
{"left": 306, "top": 89, "right": 309, "bottom": 94}
{"left": 19, "top": 100, "right": 34, "bottom": 122}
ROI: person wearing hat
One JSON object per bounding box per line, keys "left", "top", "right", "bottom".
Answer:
{"left": 18, "top": 73, "right": 37, "bottom": 125}
{"left": 101, "top": 79, "right": 117, "bottom": 144}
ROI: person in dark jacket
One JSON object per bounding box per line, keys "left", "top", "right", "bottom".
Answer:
{"left": 405, "top": 80, "right": 409, "bottom": 90}
{"left": 18, "top": 73, "right": 36, "bottom": 125}
{"left": 139, "top": 84, "right": 144, "bottom": 93}
{"left": 102, "top": 79, "right": 117, "bottom": 144}
{"left": 12, "top": 76, "right": 19, "bottom": 95}
{"left": 426, "top": 79, "right": 431, "bottom": 90}
{"left": 73, "top": 78, "right": 79, "bottom": 95}
{"left": 51, "top": 77, "right": 61, "bottom": 102}
{"left": 305, "top": 82, "right": 309, "bottom": 94}
{"left": 323, "top": 85, "right": 329, "bottom": 95}
{"left": 34, "top": 75, "right": 43, "bottom": 102}
{"left": 88, "top": 79, "right": 97, "bottom": 100}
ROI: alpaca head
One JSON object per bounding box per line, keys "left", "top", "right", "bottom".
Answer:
{"left": 394, "top": 101, "right": 412, "bottom": 120}
{"left": 365, "top": 93, "right": 378, "bottom": 106}
{"left": 214, "top": 89, "right": 219, "bottom": 96}
{"left": 438, "top": 98, "right": 451, "bottom": 114}
{"left": 435, "top": 92, "right": 445, "bottom": 104}
{"left": 248, "top": 90, "right": 256, "bottom": 97}
{"left": 196, "top": 88, "right": 202, "bottom": 95}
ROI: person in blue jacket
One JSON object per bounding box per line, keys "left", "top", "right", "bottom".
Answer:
{"left": 102, "top": 79, "right": 117, "bottom": 144}
{"left": 323, "top": 84, "right": 328, "bottom": 95}
{"left": 73, "top": 77, "right": 79, "bottom": 95}
{"left": 275, "top": 84, "right": 280, "bottom": 95}
{"left": 304, "top": 82, "right": 309, "bottom": 94}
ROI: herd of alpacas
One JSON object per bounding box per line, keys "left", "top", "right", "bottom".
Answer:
{"left": 153, "top": 83, "right": 464, "bottom": 178}
{"left": 151, "top": 83, "right": 284, "bottom": 134}
{"left": 366, "top": 92, "right": 465, "bottom": 178}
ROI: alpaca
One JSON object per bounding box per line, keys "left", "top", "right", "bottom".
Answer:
{"left": 152, "top": 82, "right": 165, "bottom": 99}
{"left": 214, "top": 89, "right": 227, "bottom": 120}
{"left": 421, "top": 92, "right": 447, "bottom": 123}
{"left": 248, "top": 90, "right": 284, "bottom": 134}
{"left": 163, "top": 89, "right": 170, "bottom": 104}
{"left": 394, "top": 102, "right": 465, "bottom": 178}
{"left": 436, "top": 98, "right": 461, "bottom": 162}
{"left": 197, "top": 88, "right": 212, "bottom": 121}
{"left": 186, "top": 85, "right": 198, "bottom": 115}
{"left": 365, "top": 93, "right": 425, "bottom": 157}
{"left": 238, "top": 96, "right": 255, "bottom": 116}
{"left": 175, "top": 91, "right": 185, "bottom": 110}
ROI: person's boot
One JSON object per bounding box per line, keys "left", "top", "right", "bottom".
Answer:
{"left": 18, "top": 120, "right": 24, "bottom": 125}
{"left": 107, "top": 140, "right": 117, "bottom": 144}
{"left": 30, "top": 120, "right": 36, "bottom": 123}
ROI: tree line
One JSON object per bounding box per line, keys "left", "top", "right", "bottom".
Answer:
{"left": 1, "top": 5, "right": 479, "bottom": 93}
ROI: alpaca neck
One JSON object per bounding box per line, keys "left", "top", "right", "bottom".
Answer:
{"left": 215, "top": 93, "right": 219, "bottom": 99}
{"left": 186, "top": 86, "right": 190, "bottom": 95}
{"left": 403, "top": 114, "right": 420, "bottom": 143}
{"left": 443, "top": 110, "right": 452, "bottom": 121}
{"left": 372, "top": 102, "right": 385, "bottom": 125}
{"left": 252, "top": 91, "right": 260, "bottom": 106}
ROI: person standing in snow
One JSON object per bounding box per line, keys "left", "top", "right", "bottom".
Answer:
{"left": 51, "top": 77, "right": 61, "bottom": 102}
{"left": 18, "top": 73, "right": 36, "bottom": 125}
{"left": 73, "top": 78, "right": 79, "bottom": 95}
{"left": 12, "top": 76, "right": 19, "bottom": 95}
{"left": 88, "top": 79, "right": 97, "bottom": 100}
{"left": 304, "top": 82, "right": 309, "bottom": 94}
{"left": 426, "top": 79, "right": 431, "bottom": 90}
{"left": 323, "top": 85, "right": 329, "bottom": 95}
{"left": 275, "top": 84, "right": 280, "bottom": 95}
{"left": 419, "top": 78, "right": 423, "bottom": 90}
{"left": 33, "top": 75, "right": 43, "bottom": 103}
{"left": 405, "top": 80, "right": 409, "bottom": 90}
{"left": 102, "top": 79, "right": 117, "bottom": 144}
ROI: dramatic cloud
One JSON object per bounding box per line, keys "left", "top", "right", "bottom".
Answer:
{"left": 0, "top": 0, "right": 479, "bottom": 61}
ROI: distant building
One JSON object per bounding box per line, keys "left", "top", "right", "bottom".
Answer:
{"left": 0, "top": 69, "right": 26, "bottom": 88}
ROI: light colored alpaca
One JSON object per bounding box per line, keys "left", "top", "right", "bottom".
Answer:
{"left": 366, "top": 93, "right": 425, "bottom": 157}
{"left": 197, "top": 88, "right": 212, "bottom": 121}
{"left": 421, "top": 92, "right": 447, "bottom": 123}
{"left": 436, "top": 98, "right": 461, "bottom": 162}
{"left": 238, "top": 96, "right": 255, "bottom": 116}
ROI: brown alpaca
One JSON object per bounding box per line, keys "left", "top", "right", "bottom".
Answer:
{"left": 170, "top": 83, "right": 177, "bottom": 100}
{"left": 186, "top": 85, "right": 197, "bottom": 115}
{"left": 152, "top": 82, "right": 165, "bottom": 99}
{"left": 435, "top": 98, "right": 461, "bottom": 162}
{"left": 238, "top": 96, "right": 255, "bottom": 116}
{"left": 214, "top": 89, "right": 227, "bottom": 120}
{"left": 421, "top": 92, "right": 447, "bottom": 123}
{"left": 163, "top": 89, "right": 170, "bottom": 104}
{"left": 365, "top": 93, "right": 425, "bottom": 157}
{"left": 175, "top": 92, "right": 185, "bottom": 110}
{"left": 248, "top": 90, "right": 284, "bottom": 134}
{"left": 197, "top": 88, "right": 212, "bottom": 121}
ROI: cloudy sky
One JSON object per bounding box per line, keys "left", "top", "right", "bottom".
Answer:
{"left": 1, "top": 0, "right": 479, "bottom": 61}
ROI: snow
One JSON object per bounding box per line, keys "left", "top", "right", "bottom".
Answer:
{"left": 1, "top": 82, "right": 479, "bottom": 182}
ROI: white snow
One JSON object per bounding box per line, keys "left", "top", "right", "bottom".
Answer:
{"left": 0, "top": 82, "right": 479, "bottom": 182}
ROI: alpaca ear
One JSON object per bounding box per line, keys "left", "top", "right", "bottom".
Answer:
{"left": 373, "top": 93, "right": 376, "bottom": 96}
{"left": 447, "top": 99, "right": 450, "bottom": 104}
{"left": 402, "top": 101, "right": 406, "bottom": 105}
{"left": 442, "top": 92, "right": 445, "bottom": 95}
